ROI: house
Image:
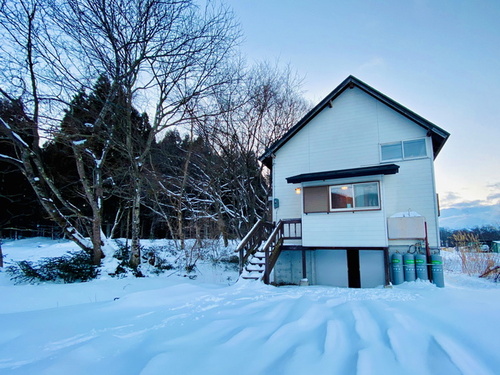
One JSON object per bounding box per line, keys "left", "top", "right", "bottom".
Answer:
{"left": 236, "top": 75, "right": 449, "bottom": 288}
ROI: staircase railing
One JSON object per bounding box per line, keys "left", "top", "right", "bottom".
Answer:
{"left": 261, "top": 220, "right": 284, "bottom": 284}
{"left": 235, "top": 219, "right": 274, "bottom": 274}
{"left": 236, "top": 218, "right": 302, "bottom": 283}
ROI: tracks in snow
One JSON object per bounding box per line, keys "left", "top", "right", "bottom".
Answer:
{"left": 1, "top": 284, "right": 497, "bottom": 375}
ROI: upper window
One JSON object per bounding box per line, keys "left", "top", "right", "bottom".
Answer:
{"left": 330, "top": 182, "right": 380, "bottom": 211}
{"left": 381, "top": 138, "right": 427, "bottom": 161}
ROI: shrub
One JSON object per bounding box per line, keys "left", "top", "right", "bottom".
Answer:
{"left": 6, "top": 251, "right": 98, "bottom": 284}
{"left": 111, "top": 241, "right": 174, "bottom": 277}
{"left": 480, "top": 266, "right": 500, "bottom": 282}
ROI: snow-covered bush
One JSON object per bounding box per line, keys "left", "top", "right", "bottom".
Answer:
{"left": 6, "top": 251, "right": 98, "bottom": 284}
{"left": 111, "top": 240, "right": 174, "bottom": 277}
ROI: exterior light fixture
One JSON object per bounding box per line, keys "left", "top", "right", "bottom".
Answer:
{"left": 295, "top": 188, "right": 301, "bottom": 194}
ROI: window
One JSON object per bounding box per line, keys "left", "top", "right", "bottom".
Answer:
{"left": 403, "top": 139, "right": 426, "bottom": 158}
{"left": 330, "top": 182, "right": 380, "bottom": 211}
{"left": 381, "top": 138, "right": 427, "bottom": 161}
{"left": 303, "top": 186, "right": 329, "bottom": 213}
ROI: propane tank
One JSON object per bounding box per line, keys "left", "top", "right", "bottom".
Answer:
{"left": 415, "top": 253, "right": 428, "bottom": 280}
{"left": 403, "top": 253, "right": 416, "bottom": 282}
{"left": 391, "top": 253, "right": 404, "bottom": 285}
{"left": 431, "top": 254, "right": 445, "bottom": 288}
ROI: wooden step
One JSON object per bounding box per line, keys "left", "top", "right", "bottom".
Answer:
{"left": 241, "top": 275, "right": 260, "bottom": 280}
{"left": 249, "top": 261, "right": 265, "bottom": 266}
{"left": 245, "top": 267, "right": 264, "bottom": 273}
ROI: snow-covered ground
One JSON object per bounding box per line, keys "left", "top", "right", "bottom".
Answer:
{"left": 0, "top": 238, "right": 499, "bottom": 375}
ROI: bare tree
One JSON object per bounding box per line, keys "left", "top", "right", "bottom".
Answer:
{"left": 0, "top": 0, "right": 99, "bottom": 259}
{"left": 0, "top": 0, "right": 240, "bottom": 266}
{"left": 197, "top": 61, "right": 310, "bottom": 236}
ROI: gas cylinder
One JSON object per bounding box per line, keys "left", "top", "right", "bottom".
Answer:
{"left": 415, "top": 253, "right": 428, "bottom": 280}
{"left": 391, "top": 253, "right": 404, "bottom": 285}
{"left": 431, "top": 254, "right": 445, "bottom": 288}
{"left": 403, "top": 253, "right": 416, "bottom": 282}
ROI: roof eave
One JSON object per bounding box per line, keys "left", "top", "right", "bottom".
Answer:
{"left": 259, "top": 75, "right": 450, "bottom": 163}
{"left": 286, "top": 164, "right": 400, "bottom": 184}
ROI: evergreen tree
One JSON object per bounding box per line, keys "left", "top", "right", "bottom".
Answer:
{"left": 43, "top": 76, "right": 153, "bottom": 244}
{"left": 0, "top": 99, "right": 48, "bottom": 233}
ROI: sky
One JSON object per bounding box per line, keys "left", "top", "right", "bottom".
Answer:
{"left": 227, "top": 0, "right": 500, "bottom": 228}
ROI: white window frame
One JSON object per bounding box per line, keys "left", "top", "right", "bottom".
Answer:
{"left": 380, "top": 138, "right": 427, "bottom": 162}
{"left": 329, "top": 181, "right": 381, "bottom": 212}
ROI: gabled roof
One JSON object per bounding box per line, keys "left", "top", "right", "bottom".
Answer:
{"left": 260, "top": 75, "right": 450, "bottom": 169}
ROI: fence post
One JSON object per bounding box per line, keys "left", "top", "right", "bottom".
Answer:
{"left": 239, "top": 248, "right": 244, "bottom": 274}
{"left": 264, "top": 243, "right": 269, "bottom": 284}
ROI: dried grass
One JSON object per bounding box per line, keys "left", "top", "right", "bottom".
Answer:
{"left": 442, "top": 232, "right": 500, "bottom": 281}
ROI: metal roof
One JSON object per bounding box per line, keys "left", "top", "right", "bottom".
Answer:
{"left": 286, "top": 164, "right": 400, "bottom": 184}
{"left": 260, "top": 75, "right": 450, "bottom": 169}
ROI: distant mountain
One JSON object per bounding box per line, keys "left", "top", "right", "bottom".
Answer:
{"left": 439, "top": 204, "right": 500, "bottom": 229}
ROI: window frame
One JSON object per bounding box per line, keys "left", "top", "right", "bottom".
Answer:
{"left": 329, "top": 181, "right": 381, "bottom": 212}
{"left": 380, "top": 138, "right": 427, "bottom": 162}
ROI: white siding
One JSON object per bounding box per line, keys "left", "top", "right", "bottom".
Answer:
{"left": 302, "top": 210, "right": 387, "bottom": 247}
{"left": 272, "top": 86, "right": 440, "bottom": 248}
{"left": 383, "top": 159, "right": 440, "bottom": 247}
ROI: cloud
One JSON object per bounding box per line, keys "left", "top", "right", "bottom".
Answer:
{"left": 438, "top": 182, "right": 500, "bottom": 227}
{"left": 442, "top": 192, "right": 460, "bottom": 201}
{"left": 487, "top": 193, "right": 500, "bottom": 201}
{"left": 439, "top": 204, "right": 500, "bottom": 229}
{"left": 439, "top": 191, "right": 465, "bottom": 209}
{"left": 487, "top": 182, "right": 500, "bottom": 190}
{"left": 449, "top": 200, "right": 484, "bottom": 209}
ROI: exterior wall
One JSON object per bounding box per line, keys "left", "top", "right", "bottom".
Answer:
{"left": 272, "top": 86, "right": 440, "bottom": 249}
{"left": 359, "top": 250, "right": 386, "bottom": 287}
{"left": 273, "top": 250, "right": 313, "bottom": 285}
{"left": 313, "top": 250, "right": 348, "bottom": 287}
{"left": 273, "top": 249, "right": 386, "bottom": 287}
{"left": 301, "top": 176, "right": 387, "bottom": 247}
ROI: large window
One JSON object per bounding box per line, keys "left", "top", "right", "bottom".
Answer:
{"left": 381, "top": 138, "right": 427, "bottom": 161}
{"left": 330, "top": 182, "right": 380, "bottom": 211}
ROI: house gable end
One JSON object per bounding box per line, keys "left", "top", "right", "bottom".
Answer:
{"left": 260, "top": 75, "right": 450, "bottom": 168}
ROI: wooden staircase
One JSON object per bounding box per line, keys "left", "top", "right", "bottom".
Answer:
{"left": 236, "top": 219, "right": 301, "bottom": 284}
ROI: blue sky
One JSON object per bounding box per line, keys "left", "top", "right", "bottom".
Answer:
{"left": 228, "top": 0, "right": 500, "bottom": 228}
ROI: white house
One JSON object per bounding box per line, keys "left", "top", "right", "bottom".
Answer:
{"left": 255, "top": 75, "right": 449, "bottom": 288}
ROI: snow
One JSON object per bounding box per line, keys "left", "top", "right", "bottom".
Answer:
{"left": 0, "top": 153, "right": 22, "bottom": 164}
{"left": 390, "top": 210, "right": 422, "bottom": 217}
{"left": 0, "top": 118, "right": 29, "bottom": 148}
{"left": 0, "top": 238, "right": 499, "bottom": 375}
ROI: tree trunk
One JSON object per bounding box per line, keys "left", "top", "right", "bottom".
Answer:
{"left": 129, "top": 179, "right": 142, "bottom": 268}
{"left": 20, "top": 149, "right": 93, "bottom": 254}
{"left": 217, "top": 210, "right": 228, "bottom": 247}
{"left": 91, "top": 213, "right": 105, "bottom": 265}
{"left": 73, "top": 146, "right": 105, "bottom": 265}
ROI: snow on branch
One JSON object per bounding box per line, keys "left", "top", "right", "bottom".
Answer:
{"left": 0, "top": 153, "right": 23, "bottom": 165}
{"left": 0, "top": 117, "right": 30, "bottom": 148}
